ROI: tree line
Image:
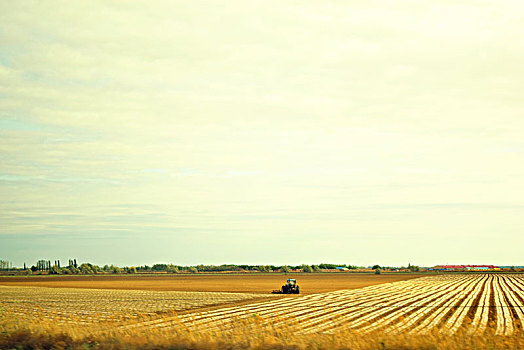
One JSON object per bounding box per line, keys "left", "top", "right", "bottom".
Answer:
{"left": 2, "top": 259, "right": 421, "bottom": 275}
{"left": 0, "top": 260, "right": 13, "bottom": 270}
{"left": 2, "top": 260, "right": 367, "bottom": 275}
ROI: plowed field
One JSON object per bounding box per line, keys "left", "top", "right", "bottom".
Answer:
{"left": 131, "top": 274, "right": 524, "bottom": 335}
{"left": 0, "top": 273, "right": 424, "bottom": 294}
{"left": 0, "top": 286, "right": 275, "bottom": 323}
{"left": 3, "top": 274, "right": 523, "bottom": 335}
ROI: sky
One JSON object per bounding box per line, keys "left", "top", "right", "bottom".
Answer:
{"left": 1, "top": 1, "right": 524, "bottom": 268}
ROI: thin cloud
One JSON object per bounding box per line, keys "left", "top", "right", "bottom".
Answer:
{"left": 1, "top": 1, "right": 524, "bottom": 266}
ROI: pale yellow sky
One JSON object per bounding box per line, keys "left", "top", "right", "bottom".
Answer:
{"left": 1, "top": 1, "right": 524, "bottom": 267}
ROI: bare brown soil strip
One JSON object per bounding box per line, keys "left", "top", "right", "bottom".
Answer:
{"left": 436, "top": 278, "right": 483, "bottom": 330}
{"left": 0, "top": 273, "right": 425, "bottom": 294}
{"left": 499, "top": 277, "right": 522, "bottom": 331}
{"left": 488, "top": 278, "right": 497, "bottom": 327}
{"left": 459, "top": 277, "right": 487, "bottom": 331}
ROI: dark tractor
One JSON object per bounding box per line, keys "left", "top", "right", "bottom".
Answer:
{"left": 280, "top": 278, "right": 300, "bottom": 294}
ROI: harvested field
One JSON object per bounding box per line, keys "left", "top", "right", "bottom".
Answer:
{"left": 130, "top": 273, "right": 524, "bottom": 335}
{"left": 2, "top": 274, "right": 524, "bottom": 349}
{"left": 0, "top": 273, "right": 425, "bottom": 294}
{"left": 0, "top": 286, "right": 276, "bottom": 324}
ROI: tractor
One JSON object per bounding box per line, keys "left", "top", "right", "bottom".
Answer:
{"left": 272, "top": 278, "right": 300, "bottom": 294}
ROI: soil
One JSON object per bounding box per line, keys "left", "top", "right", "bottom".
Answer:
{"left": 0, "top": 273, "right": 426, "bottom": 295}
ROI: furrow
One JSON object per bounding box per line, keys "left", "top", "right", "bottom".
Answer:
{"left": 410, "top": 276, "right": 479, "bottom": 333}
{"left": 385, "top": 275, "right": 477, "bottom": 334}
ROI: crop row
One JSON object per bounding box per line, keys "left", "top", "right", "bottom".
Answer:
{"left": 134, "top": 274, "right": 524, "bottom": 335}
{"left": 0, "top": 286, "right": 273, "bottom": 323}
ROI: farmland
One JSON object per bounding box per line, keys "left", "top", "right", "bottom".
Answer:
{"left": 0, "top": 286, "right": 278, "bottom": 324}
{"left": 125, "top": 273, "right": 524, "bottom": 336}
{"left": 0, "top": 272, "right": 425, "bottom": 294}
{"left": 1, "top": 273, "right": 524, "bottom": 349}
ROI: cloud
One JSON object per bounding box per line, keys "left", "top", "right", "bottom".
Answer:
{"left": 1, "top": 0, "right": 524, "bottom": 266}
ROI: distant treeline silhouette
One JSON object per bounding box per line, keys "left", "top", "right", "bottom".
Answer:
{"left": 2, "top": 260, "right": 373, "bottom": 275}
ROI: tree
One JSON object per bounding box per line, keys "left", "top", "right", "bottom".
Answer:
{"left": 36, "top": 260, "right": 47, "bottom": 271}
{"left": 128, "top": 266, "right": 137, "bottom": 274}
{"left": 372, "top": 265, "right": 381, "bottom": 270}
{"left": 312, "top": 265, "right": 321, "bottom": 272}
{"left": 167, "top": 265, "right": 179, "bottom": 273}
{"left": 69, "top": 266, "right": 80, "bottom": 274}
{"left": 301, "top": 264, "right": 313, "bottom": 273}
{"left": 318, "top": 263, "right": 339, "bottom": 270}
{"left": 375, "top": 268, "right": 382, "bottom": 275}
{"left": 152, "top": 264, "right": 168, "bottom": 271}
{"left": 49, "top": 265, "right": 61, "bottom": 275}
{"left": 257, "top": 265, "right": 271, "bottom": 273}
{"left": 188, "top": 267, "right": 198, "bottom": 274}
{"left": 79, "top": 263, "right": 98, "bottom": 274}
{"left": 0, "top": 260, "right": 10, "bottom": 270}
{"left": 280, "top": 265, "right": 290, "bottom": 273}
{"left": 408, "top": 263, "right": 420, "bottom": 272}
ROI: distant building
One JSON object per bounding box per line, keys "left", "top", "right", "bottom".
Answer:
{"left": 430, "top": 265, "right": 500, "bottom": 271}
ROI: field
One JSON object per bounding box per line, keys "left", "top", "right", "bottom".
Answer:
{"left": 0, "top": 286, "right": 279, "bottom": 324}
{"left": 2, "top": 273, "right": 524, "bottom": 349}
{"left": 0, "top": 272, "right": 425, "bottom": 294}
{"left": 160, "top": 273, "right": 524, "bottom": 336}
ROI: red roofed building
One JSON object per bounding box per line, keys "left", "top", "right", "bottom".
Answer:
{"left": 432, "top": 265, "right": 500, "bottom": 271}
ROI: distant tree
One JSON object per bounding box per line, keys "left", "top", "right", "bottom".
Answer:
{"left": 318, "top": 263, "right": 338, "bottom": 270}
{"left": 112, "top": 265, "right": 122, "bottom": 274}
{"left": 152, "top": 264, "right": 168, "bottom": 271}
{"left": 36, "top": 260, "right": 47, "bottom": 271}
{"left": 312, "top": 265, "right": 321, "bottom": 272}
{"left": 280, "top": 265, "right": 290, "bottom": 274}
{"left": 188, "top": 267, "right": 198, "bottom": 274}
{"left": 30, "top": 265, "right": 37, "bottom": 272}
{"left": 372, "top": 265, "right": 381, "bottom": 270}
{"left": 375, "top": 268, "right": 382, "bottom": 275}
{"left": 79, "top": 263, "right": 97, "bottom": 274}
{"left": 257, "top": 265, "right": 271, "bottom": 273}
{"left": 69, "top": 266, "right": 80, "bottom": 274}
{"left": 408, "top": 264, "right": 420, "bottom": 272}
{"left": 49, "top": 265, "right": 61, "bottom": 275}
{"left": 301, "top": 264, "right": 313, "bottom": 273}
{"left": 166, "top": 265, "right": 179, "bottom": 273}
{"left": 127, "top": 266, "right": 137, "bottom": 274}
